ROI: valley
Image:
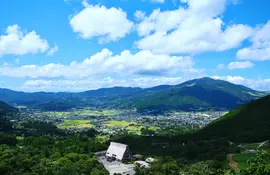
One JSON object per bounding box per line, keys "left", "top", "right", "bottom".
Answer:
{"left": 0, "top": 78, "right": 270, "bottom": 175}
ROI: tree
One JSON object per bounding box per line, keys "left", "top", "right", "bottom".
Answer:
{"left": 241, "top": 150, "right": 270, "bottom": 175}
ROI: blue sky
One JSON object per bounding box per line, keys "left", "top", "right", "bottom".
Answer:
{"left": 0, "top": 0, "right": 270, "bottom": 92}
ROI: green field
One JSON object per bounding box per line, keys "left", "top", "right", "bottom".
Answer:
{"left": 232, "top": 153, "right": 256, "bottom": 169}
{"left": 170, "top": 111, "right": 190, "bottom": 115}
{"left": 105, "top": 120, "right": 136, "bottom": 127}
{"left": 58, "top": 120, "right": 93, "bottom": 129}
{"left": 75, "top": 109, "right": 120, "bottom": 116}
{"left": 45, "top": 111, "right": 71, "bottom": 116}
{"left": 148, "top": 126, "right": 160, "bottom": 131}
{"left": 126, "top": 125, "right": 144, "bottom": 135}
{"left": 44, "top": 109, "right": 120, "bottom": 117}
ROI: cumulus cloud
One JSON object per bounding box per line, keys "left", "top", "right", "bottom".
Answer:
{"left": 0, "top": 25, "right": 50, "bottom": 56}
{"left": 47, "top": 44, "right": 59, "bottom": 56}
{"left": 237, "top": 21, "right": 270, "bottom": 61}
{"left": 134, "top": 11, "right": 146, "bottom": 21}
{"left": 212, "top": 76, "right": 270, "bottom": 91}
{"left": 69, "top": 4, "right": 133, "bottom": 43}
{"left": 20, "top": 76, "right": 186, "bottom": 92}
{"left": 150, "top": 0, "right": 165, "bottom": 3}
{"left": 228, "top": 61, "right": 254, "bottom": 70}
{"left": 135, "top": 0, "right": 253, "bottom": 54}
{"left": 0, "top": 49, "right": 198, "bottom": 78}
{"left": 214, "top": 64, "right": 225, "bottom": 71}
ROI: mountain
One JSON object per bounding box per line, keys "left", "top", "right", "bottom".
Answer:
{"left": 0, "top": 88, "right": 72, "bottom": 105}
{"left": 194, "top": 95, "right": 270, "bottom": 142}
{"left": 32, "top": 101, "right": 74, "bottom": 111}
{"left": 0, "top": 101, "right": 18, "bottom": 116}
{"left": 134, "top": 77, "right": 266, "bottom": 111}
{"left": 0, "top": 77, "right": 267, "bottom": 111}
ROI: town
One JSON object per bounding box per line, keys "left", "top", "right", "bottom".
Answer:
{"left": 10, "top": 106, "right": 227, "bottom": 137}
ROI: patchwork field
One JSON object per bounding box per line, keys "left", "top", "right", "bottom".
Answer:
{"left": 75, "top": 109, "right": 120, "bottom": 116}
{"left": 45, "top": 111, "right": 71, "bottom": 116}
{"left": 58, "top": 120, "right": 93, "bottom": 129}
{"left": 45, "top": 109, "right": 120, "bottom": 117}
{"left": 105, "top": 120, "right": 136, "bottom": 127}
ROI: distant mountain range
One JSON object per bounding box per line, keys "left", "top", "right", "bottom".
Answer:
{"left": 0, "top": 77, "right": 268, "bottom": 111}
{"left": 194, "top": 95, "right": 270, "bottom": 142}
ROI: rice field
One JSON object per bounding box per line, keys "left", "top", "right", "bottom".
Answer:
{"left": 58, "top": 120, "right": 93, "bottom": 129}
{"left": 105, "top": 120, "right": 136, "bottom": 127}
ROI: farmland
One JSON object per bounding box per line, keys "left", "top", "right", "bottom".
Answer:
{"left": 57, "top": 120, "right": 93, "bottom": 129}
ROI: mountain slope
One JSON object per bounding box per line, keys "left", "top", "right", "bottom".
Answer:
{"left": 0, "top": 77, "right": 267, "bottom": 111}
{"left": 195, "top": 95, "right": 270, "bottom": 142}
{"left": 134, "top": 77, "right": 265, "bottom": 111}
{"left": 0, "top": 101, "right": 18, "bottom": 116}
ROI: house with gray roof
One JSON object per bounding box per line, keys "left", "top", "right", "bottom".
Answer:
{"left": 106, "top": 142, "right": 132, "bottom": 162}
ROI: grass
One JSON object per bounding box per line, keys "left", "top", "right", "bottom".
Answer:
{"left": 232, "top": 153, "right": 256, "bottom": 169}
{"left": 45, "top": 111, "right": 70, "bottom": 116}
{"left": 126, "top": 125, "right": 144, "bottom": 135}
{"left": 105, "top": 120, "right": 136, "bottom": 127}
{"left": 58, "top": 120, "right": 93, "bottom": 129}
{"left": 148, "top": 126, "right": 160, "bottom": 131}
{"left": 170, "top": 111, "right": 191, "bottom": 115}
{"left": 44, "top": 109, "right": 120, "bottom": 117}
{"left": 96, "top": 135, "right": 110, "bottom": 142}
{"left": 74, "top": 109, "right": 120, "bottom": 116}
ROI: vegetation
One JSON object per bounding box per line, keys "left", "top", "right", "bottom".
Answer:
{"left": 231, "top": 153, "right": 256, "bottom": 169}
{"left": 1, "top": 86, "right": 270, "bottom": 174}
{"left": 32, "top": 101, "right": 74, "bottom": 111}
{"left": 105, "top": 120, "right": 136, "bottom": 127}
{"left": 134, "top": 77, "right": 265, "bottom": 112}
{"left": 0, "top": 101, "right": 17, "bottom": 116}
{"left": 0, "top": 135, "right": 108, "bottom": 175}
{"left": 58, "top": 120, "right": 93, "bottom": 129}
{"left": 194, "top": 95, "right": 270, "bottom": 142}
{"left": 0, "top": 78, "right": 267, "bottom": 112}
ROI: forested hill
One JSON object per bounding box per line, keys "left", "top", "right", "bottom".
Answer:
{"left": 0, "top": 101, "right": 17, "bottom": 116}
{"left": 0, "top": 77, "right": 267, "bottom": 111}
{"left": 194, "top": 95, "right": 270, "bottom": 142}
{"left": 134, "top": 77, "right": 266, "bottom": 111}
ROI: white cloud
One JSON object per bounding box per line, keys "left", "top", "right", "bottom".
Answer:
{"left": 150, "top": 0, "right": 165, "bottom": 3}
{"left": 20, "top": 76, "right": 186, "bottom": 92}
{"left": 135, "top": 0, "right": 253, "bottom": 54}
{"left": 15, "top": 58, "right": 20, "bottom": 64}
{"left": 228, "top": 61, "right": 254, "bottom": 70}
{"left": 237, "top": 21, "right": 270, "bottom": 61}
{"left": 0, "top": 25, "right": 50, "bottom": 56}
{"left": 47, "top": 44, "right": 59, "bottom": 56}
{"left": 134, "top": 11, "right": 146, "bottom": 21}
{"left": 2, "top": 62, "right": 9, "bottom": 66}
{"left": 212, "top": 76, "right": 270, "bottom": 91}
{"left": 69, "top": 4, "right": 133, "bottom": 43}
{"left": 0, "top": 49, "right": 198, "bottom": 78}
{"left": 214, "top": 64, "right": 225, "bottom": 71}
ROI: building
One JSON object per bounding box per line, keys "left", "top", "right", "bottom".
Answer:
{"left": 106, "top": 142, "right": 132, "bottom": 162}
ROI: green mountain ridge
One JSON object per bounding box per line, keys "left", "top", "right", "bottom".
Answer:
{"left": 0, "top": 77, "right": 267, "bottom": 111}
{"left": 0, "top": 101, "right": 17, "bottom": 116}
{"left": 194, "top": 95, "right": 270, "bottom": 142}
{"left": 134, "top": 77, "right": 266, "bottom": 111}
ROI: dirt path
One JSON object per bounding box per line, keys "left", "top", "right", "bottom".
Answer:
{"left": 227, "top": 154, "right": 240, "bottom": 172}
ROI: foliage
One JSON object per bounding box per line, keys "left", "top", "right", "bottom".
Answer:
{"left": 0, "top": 135, "right": 108, "bottom": 175}
{"left": 194, "top": 95, "right": 270, "bottom": 142}
{"left": 0, "top": 77, "right": 266, "bottom": 111}
{"left": 240, "top": 150, "right": 270, "bottom": 175}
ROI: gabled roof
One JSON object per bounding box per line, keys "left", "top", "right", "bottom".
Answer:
{"left": 106, "top": 142, "right": 128, "bottom": 160}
